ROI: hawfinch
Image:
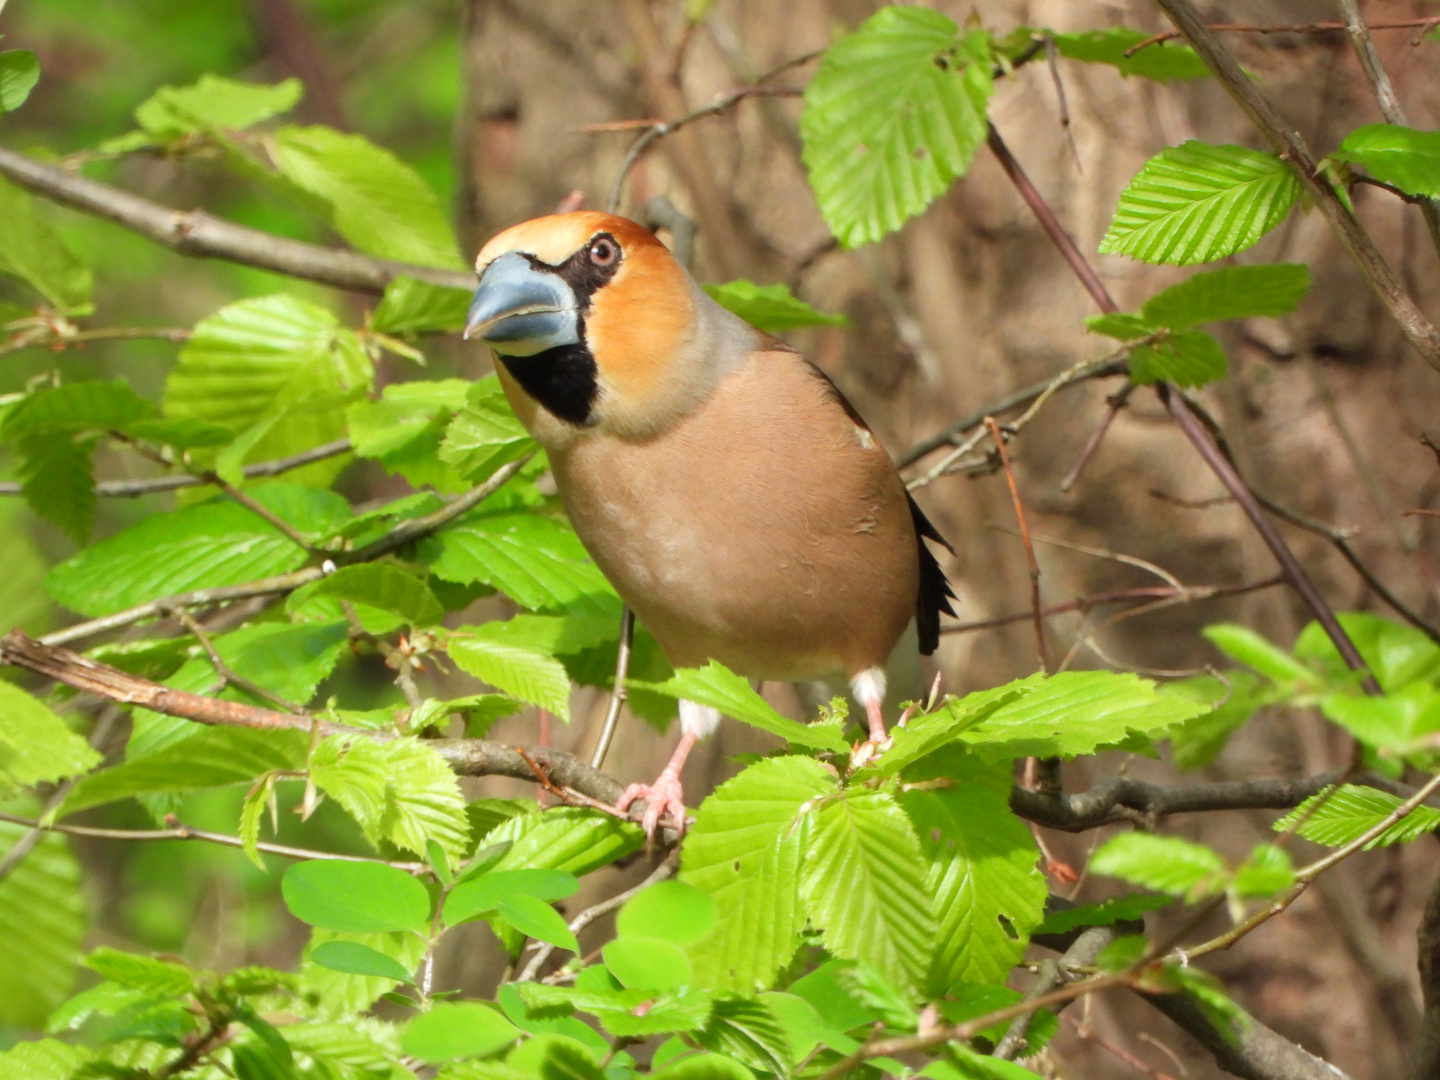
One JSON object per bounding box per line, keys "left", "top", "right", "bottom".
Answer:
{"left": 464, "top": 212, "right": 954, "bottom": 838}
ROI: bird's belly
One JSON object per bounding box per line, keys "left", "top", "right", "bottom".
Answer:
{"left": 552, "top": 442, "right": 914, "bottom": 682}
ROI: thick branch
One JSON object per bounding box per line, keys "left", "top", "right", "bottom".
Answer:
{"left": 1152, "top": 0, "right": 1440, "bottom": 372}
{"left": 1010, "top": 768, "right": 1406, "bottom": 832}
{"left": 1409, "top": 869, "right": 1440, "bottom": 1080}
{"left": 1143, "top": 991, "right": 1354, "bottom": 1080}
{"left": 0, "top": 146, "right": 473, "bottom": 295}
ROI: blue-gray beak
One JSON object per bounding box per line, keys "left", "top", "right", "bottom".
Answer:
{"left": 464, "top": 251, "right": 580, "bottom": 357}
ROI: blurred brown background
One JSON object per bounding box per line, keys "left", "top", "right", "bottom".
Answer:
{"left": 5, "top": 0, "right": 1440, "bottom": 1075}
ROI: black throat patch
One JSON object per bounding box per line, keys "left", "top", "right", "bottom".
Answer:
{"left": 499, "top": 339, "right": 600, "bottom": 426}
{"left": 503, "top": 232, "right": 623, "bottom": 426}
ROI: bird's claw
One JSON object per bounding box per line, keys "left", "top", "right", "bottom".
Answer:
{"left": 616, "top": 773, "right": 688, "bottom": 843}
{"left": 851, "top": 737, "right": 892, "bottom": 768}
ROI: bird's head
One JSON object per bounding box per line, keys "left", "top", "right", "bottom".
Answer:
{"left": 466, "top": 211, "right": 756, "bottom": 440}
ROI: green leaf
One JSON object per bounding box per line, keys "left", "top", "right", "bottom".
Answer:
{"left": 1140, "top": 264, "right": 1312, "bottom": 328}
{"left": 1274, "top": 784, "right": 1440, "bottom": 849}
{"left": 603, "top": 937, "right": 692, "bottom": 992}
{"left": 634, "top": 661, "right": 849, "bottom": 752}
{"left": 1, "top": 379, "right": 154, "bottom": 439}
{"left": 485, "top": 807, "right": 644, "bottom": 878}
{"left": 1048, "top": 27, "right": 1210, "bottom": 81}
{"left": 683, "top": 757, "right": 834, "bottom": 992}
{"left": 1128, "top": 329, "right": 1227, "bottom": 388}
{"left": 60, "top": 728, "right": 309, "bottom": 815}
{"left": 948, "top": 1047, "right": 1041, "bottom": 1080}
{"left": 287, "top": 563, "right": 444, "bottom": 630}
{"left": 1086, "top": 311, "right": 1156, "bottom": 341}
{"left": 702, "top": 281, "right": 847, "bottom": 333}
{"left": 400, "top": 1002, "right": 520, "bottom": 1062}
{"left": 282, "top": 860, "right": 432, "bottom": 933}
{"left": 85, "top": 947, "right": 194, "bottom": 995}
{"left": 373, "top": 277, "right": 473, "bottom": 335}
{"left": 1034, "top": 893, "right": 1172, "bottom": 936}
{"left": 308, "top": 941, "right": 414, "bottom": 983}
{"left": 413, "top": 694, "right": 522, "bottom": 737}
{"left": 0, "top": 49, "right": 40, "bottom": 112}
{"left": 1095, "top": 933, "right": 1148, "bottom": 972}
{"left": 164, "top": 294, "right": 371, "bottom": 482}
{"left": 0, "top": 178, "right": 93, "bottom": 312}
{"left": 239, "top": 774, "right": 274, "bottom": 870}
{"left": 1294, "top": 612, "right": 1440, "bottom": 693}
{"left": 800, "top": 788, "right": 935, "bottom": 995}
{"left": 0, "top": 821, "right": 86, "bottom": 1028}
{"left": 695, "top": 997, "right": 791, "bottom": 1077}
{"left": 420, "top": 510, "right": 618, "bottom": 619}
{"left": 1231, "top": 844, "right": 1294, "bottom": 898}
{"left": 1336, "top": 123, "right": 1440, "bottom": 198}
{"left": 438, "top": 379, "right": 536, "bottom": 482}
{"left": 801, "top": 8, "right": 993, "bottom": 246}
{"left": 898, "top": 751, "right": 1046, "bottom": 992}
{"left": 46, "top": 486, "right": 343, "bottom": 616}
{"left": 135, "top": 75, "right": 301, "bottom": 138}
{"left": 0, "top": 1040, "right": 88, "bottom": 1080}
{"left": 496, "top": 893, "right": 579, "bottom": 952}
{"left": 347, "top": 378, "right": 472, "bottom": 494}
{"left": 505, "top": 1035, "right": 609, "bottom": 1080}
{"left": 1165, "top": 672, "right": 1270, "bottom": 771}
{"left": 0, "top": 681, "right": 100, "bottom": 797}
{"left": 1203, "top": 624, "right": 1320, "bottom": 689}
{"left": 616, "top": 880, "right": 718, "bottom": 946}
{"left": 651, "top": 1053, "right": 754, "bottom": 1080}
{"left": 301, "top": 929, "right": 425, "bottom": 1018}
{"left": 310, "top": 735, "right": 471, "bottom": 862}
{"left": 1090, "top": 833, "right": 1227, "bottom": 899}
{"left": 12, "top": 433, "right": 96, "bottom": 543}
{"left": 447, "top": 628, "right": 574, "bottom": 719}
{"left": 954, "top": 671, "right": 1208, "bottom": 759}
{"left": 443, "top": 869, "right": 580, "bottom": 926}
{"left": 1099, "top": 142, "right": 1301, "bottom": 265}
{"left": 517, "top": 982, "right": 715, "bottom": 1039}
{"left": 272, "top": 125, "right": 464, "bottom": 269}
{"left": 865, "top": 683, "right": 1030, "bottom": 778}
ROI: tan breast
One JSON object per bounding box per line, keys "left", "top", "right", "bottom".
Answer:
{"left": 543, "top": 349, "right": 919, "bottom": 682}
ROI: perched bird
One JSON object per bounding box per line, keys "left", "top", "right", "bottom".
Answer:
{"left": 464, "top": 212, "right": 954, "bottom": 838}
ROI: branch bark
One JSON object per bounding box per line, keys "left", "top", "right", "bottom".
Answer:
{"left": 1408, "top": 869, "right": 1440, "bottom": 1080}
{"left": 1152, "top": 0, "right": 1440, "bottom": 373}
{"left": 0, "top": 146, "right": 473, "bottom": 295}
{"left": 1142, "top": 991, "right": 1353, "bottom": 1080}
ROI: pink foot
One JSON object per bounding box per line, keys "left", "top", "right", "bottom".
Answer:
{"left": 616, "top": 772, "right": 688, "bottom": 842}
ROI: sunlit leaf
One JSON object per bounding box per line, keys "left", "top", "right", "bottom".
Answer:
{"left": 1274, "top": 784, "right": 1440, "bottom": 849}
{"left": 703, "top": 281, "right": 847, "bottom": 333}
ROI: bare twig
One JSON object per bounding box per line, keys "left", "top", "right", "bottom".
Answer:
{"left": 941, "top": 576, "right": 1285, "bottom": 636}
{"left": 0, "top": 146, "right": 473, "bottom": 295}
{"left": 517, "top": 853, "right": 677, "bottom": 982}
{"left": 590, "top": 606, "right": 634, "bottom": 770}
{"left": 986, "top": 416, "right": 1049, "bottom": 673}
{"left": 995, "top": 926, "right": 1115, "bottom": 1059}
{"left": 1152, "top": 0, "right": 1440, "bottom": 371}
{"left": 1126, "top": 16, "right": 1440, "bottom": 55}
{"left": 1062, "top": 385, "right": 1133, "bottom": 492}
{"left": 0, "top": 810, "right": 425, "bottom": 870}
{"left": 1060, "top": 1012, "right": 1183, "bottom": 1080}
{"left": 0, "top": 324, "right": 191, "bottom": 360}
{"left": 162, "top": 604, "right": 306, "bottom": 713}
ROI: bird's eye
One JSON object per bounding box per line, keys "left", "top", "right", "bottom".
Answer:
{"left": 589, "top": 237, "right": 619, "bottom": 266}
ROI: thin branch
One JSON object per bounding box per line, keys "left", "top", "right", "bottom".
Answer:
{"left": 897, "top": 358, "right": 1129, "bottom": 468}
{"left": 517, "top": 853, "right": 676, "bottom": 983}
{"left": 1062, "top": 385, "right": 1132, "bottom": 492}
{"left": 0, "top": 324, "right": 191, "bottom": 360}
{"left": 941, "top": 576, "right": 1285, "bottom": 636}
{"left": 1152, "top": 0, "right": 1440, "bottom": 371}
{"left": 1059, "top": 1012, "right": 1183, "bottom": 1080}
{"left": 0, "top": 145, "right": 473, "bottom": 295}
{"left": 1180, "top": 768, "right": 1440, "bottom": 963}
{"left": 986, "top": 416, "right": 1049, "bottom": 672}
{"left": 994, "top": 925, "right": 1115, "bottom": 1059}
{"left": 590, "top": 606, "right": 634, "bottom": 770}
{"left": 163, "top": 603, "right": 306, "bottom": 714}
{"left": 1408, "top": 869, "right": 1440, "bottom": 1080}
{"left": 37, "top": 453, "right": 531, "bottom": 649}
{"left": 1127, "top": 16, "right": 1440, "bottom": 55}
{"left": 1335, "top": 0, "right": 1440, "bottom": 269}
{"left": 0, "top": 438, "right": 355, "bottom": 498}
{"left": 0, "top": 810, "right": 425, "bottom": 870}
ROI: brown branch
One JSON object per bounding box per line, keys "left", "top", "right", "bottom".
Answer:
{"left": 987, "top": 416, "right": 1049, "bottom": 673}
{"left": 995, "top": 925, "right": 1115, "bottom": 1059}
{"left": 1059, "top": 1012, "right": 1182, "bottom": 1080}
{"left": 941, "top": 575, "right": 1285, "bottom": 635}
{"left": 1010, "top": 767, "right": 1411, "bottom": 832}
{"left": 1152, "top": 0, "right": 1440, "bottom": 372}
{"left": 1127, "top": 16, "right": 1440, "bottom": 55}
{"left": 1062, "top": 385, "right": 1132, "bottom": 492}
{"left": 1409, "top": 869, "right": 1440, "bottom": 1080}
{"left": 0, "top": 146, "right": 473, "bottom": 295}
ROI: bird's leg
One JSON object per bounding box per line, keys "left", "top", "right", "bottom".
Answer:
{"left": 615, "top": 699, "right": 719, "bottom": 842}
{"left": 850, "top": 666, "right": 889, "bottom": 766}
